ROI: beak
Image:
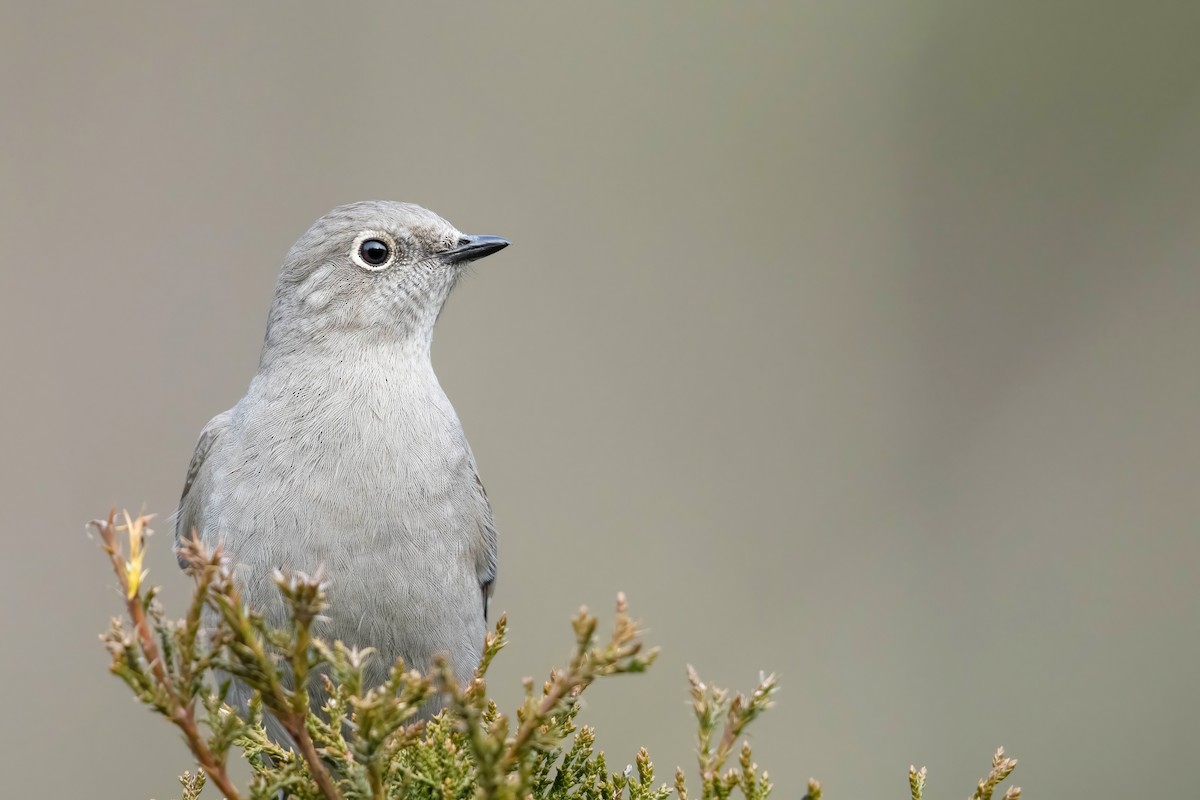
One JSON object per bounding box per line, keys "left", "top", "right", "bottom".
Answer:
{"left": 443, "top": 234, "right": 510, "bottom": 264}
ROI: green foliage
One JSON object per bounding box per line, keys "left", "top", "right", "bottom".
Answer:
{"left": 92, "top": 510, "right": 1021, "bottom": 800}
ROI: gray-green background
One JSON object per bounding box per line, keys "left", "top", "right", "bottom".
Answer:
{"left": 2, "top": 3, "right": 1197, "bottom": 798}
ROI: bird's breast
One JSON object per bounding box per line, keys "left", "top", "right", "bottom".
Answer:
{"left": 210, "top": 366, "right": 483, "bottom": 616}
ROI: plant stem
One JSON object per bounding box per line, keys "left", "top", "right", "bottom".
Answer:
{"left": 94, "top": 512, "right": 244, "bottom": 800}
{"left": 502, "top": 674, "right": 581, "bottom": 771}
{"left": 283, "top": 713, "right": 344, "bottom": 800}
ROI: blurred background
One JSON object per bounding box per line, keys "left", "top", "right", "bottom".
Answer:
{"left": 2, "top": 2, "right": 1197, "bottom": 797}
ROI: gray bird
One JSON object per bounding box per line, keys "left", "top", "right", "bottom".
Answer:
{"left": 174, "top": 201, "right": 507, "bottom": 728}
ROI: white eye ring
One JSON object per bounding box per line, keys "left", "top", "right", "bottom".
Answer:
{"left": 350, "top": 230, "right": 399, "bottom": 272}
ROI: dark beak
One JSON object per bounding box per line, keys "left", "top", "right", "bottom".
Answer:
{"left": 443, "top": 234, "right": 510, "bottom": 264}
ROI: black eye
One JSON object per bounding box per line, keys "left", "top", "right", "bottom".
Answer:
{"left": 359, "top": 238, "right": 390, "bottom": 266}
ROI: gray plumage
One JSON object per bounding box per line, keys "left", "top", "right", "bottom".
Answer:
{"left": 174, "top": 201, "right": 508, "bottom": 731}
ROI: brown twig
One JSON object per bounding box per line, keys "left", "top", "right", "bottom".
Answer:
{"left": 499, "top": 595, "right": 650, "bottom": 774}
{"left": 210, "top": 565, "right": 345, "bottom": 800}
{"left": 282, "top": 712, "right": 344, "bottom": 800}
{"left": 93, "top": 510, "right": 244, "bottom": 800}
{"left": 502, "top": 673, "right": 582, "bottom": 772}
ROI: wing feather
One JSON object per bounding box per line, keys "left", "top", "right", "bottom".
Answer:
{"left": 473, "top": 472, "right": 498, "bottom": 620}
{"left": 174, "top": 411, "right": 232, "bottom": 568}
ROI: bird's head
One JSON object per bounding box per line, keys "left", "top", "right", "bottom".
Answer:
{"left": 260, "top": 201, "right": 509, "bottom": 363}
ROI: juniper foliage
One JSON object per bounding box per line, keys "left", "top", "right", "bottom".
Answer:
{"left": 92, "top": 510, "right": 1021, "bottom": 800}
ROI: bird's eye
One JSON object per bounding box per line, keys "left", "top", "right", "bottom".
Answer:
{"left": 350, "top": 231, "right": 399, "bottom": 271}
{"left": 359, "top": 239, "right": 390, "bottom": 266}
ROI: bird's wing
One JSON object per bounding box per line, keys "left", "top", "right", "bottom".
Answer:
{"left": 174, "top": 410, "right": 232, "bottom": 568}
{"left": 472, "top": 471, "right": 499, "bottom": 621}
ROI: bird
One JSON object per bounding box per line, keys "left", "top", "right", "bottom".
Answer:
{"left": 173, "top": 201, "right": 508, "bottom": 729}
